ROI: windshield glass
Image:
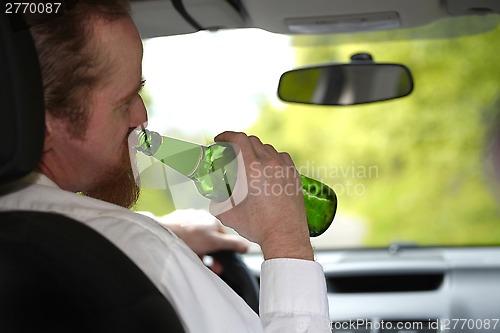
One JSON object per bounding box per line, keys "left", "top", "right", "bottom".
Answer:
{"left": 135, "top": 15, "right": 500, "bottom": 249}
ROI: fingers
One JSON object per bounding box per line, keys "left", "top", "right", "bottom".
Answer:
{"left": 208, "top": 219, "right": 250, "bottom": 253}
{"left": 215, "top": 131, "right": 257, "bottom": 161}
{"left": 278, "top": 151, "right": 295, "bottom": 167}
{"left": 190, "top": 226, "right": 249, "bottom": 255}
{"left": 160, "top": 208, "right": 250, "bottom": 255}
{"left": 215, "top": 132, "right": 268, "bottom": 155}
{"left": 213, "top": 233, "right": 250, "bottom": 254}
{"left": 215, "top": 131, "right": 293, "bottom": 165}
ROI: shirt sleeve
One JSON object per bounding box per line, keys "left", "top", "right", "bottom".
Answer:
{"left": 259, "top": 258, "right": 331, "bottom": 333}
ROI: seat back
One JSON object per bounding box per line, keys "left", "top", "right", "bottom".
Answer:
{"left": 0, "top": 211, "right": 186, "bottom": 333}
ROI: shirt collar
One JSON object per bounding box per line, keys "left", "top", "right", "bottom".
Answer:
{"left": 21, "top": 172, "right": 61, "bottom": 189}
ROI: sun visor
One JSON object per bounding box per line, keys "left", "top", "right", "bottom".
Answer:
{"left": 131, "top": 0, "right": 245, "bottom": 39}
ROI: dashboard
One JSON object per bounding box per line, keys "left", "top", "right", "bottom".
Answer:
{"left": 243, "top": 247, "right": 500, "bottom": 332}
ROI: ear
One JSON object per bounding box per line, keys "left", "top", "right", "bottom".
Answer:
{"left": 43, "top": 112, "right": 58, "bottom": 152}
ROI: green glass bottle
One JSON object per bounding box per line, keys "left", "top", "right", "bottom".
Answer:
{"left": 135, "top": 129, "right": 337, "bottom": 237}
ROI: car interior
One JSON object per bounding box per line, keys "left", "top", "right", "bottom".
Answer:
{"left": 130, "top": 1, "right": 500, "bottom": 332}
{"left": 2, "top": 0, "right": 500, "bottom": 332}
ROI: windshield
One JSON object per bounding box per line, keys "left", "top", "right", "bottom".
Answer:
{"left": 135, "top": 15, "right": 500, "bottom": 249}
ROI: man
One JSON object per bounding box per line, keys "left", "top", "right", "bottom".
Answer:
{"left": 0, "top": 1, "right": 330, "bottom": 332}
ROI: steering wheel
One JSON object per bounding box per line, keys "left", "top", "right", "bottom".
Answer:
{"left": 209, "top": 251, "right": 260, "bottom": 314}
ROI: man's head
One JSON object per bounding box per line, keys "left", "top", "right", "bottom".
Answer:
{"left": 27, "top": 0, "right": 147, "bottom": 208}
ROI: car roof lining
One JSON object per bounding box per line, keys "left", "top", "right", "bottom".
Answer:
{"left": 130, "top": 0, "right": 500, "bottom": 39}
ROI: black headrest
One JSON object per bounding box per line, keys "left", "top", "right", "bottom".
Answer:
{"left": 0, "top": 12, "right": 44, "bottom": 184}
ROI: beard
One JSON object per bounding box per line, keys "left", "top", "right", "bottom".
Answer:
{"left": 82, "top": 140, "right": 140, "bottom": 209}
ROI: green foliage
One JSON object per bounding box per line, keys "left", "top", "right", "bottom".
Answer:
{"left": 134, "top": 189, "right": 175, "bottom": 216}
{"left": 249, "top": 21, "right": 500, "bottom": 247}
{"left": 139, "top": 88, "right": 153, "bottom": 115}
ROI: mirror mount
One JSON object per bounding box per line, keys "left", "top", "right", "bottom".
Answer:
{"left": 350, "top": 53, "right": 374, "bottom": 63}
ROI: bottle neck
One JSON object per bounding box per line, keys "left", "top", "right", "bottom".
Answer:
{"left": 136, "top": 129, "right": 204, "bottom": 178}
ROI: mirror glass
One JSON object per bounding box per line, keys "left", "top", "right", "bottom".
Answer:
{"left": 278, "top": 64, "right": 413, "bottom": 106}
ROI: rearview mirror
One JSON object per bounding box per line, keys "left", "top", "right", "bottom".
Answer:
{"left": 278, "top": 54, "right": 414, "bottom": 106}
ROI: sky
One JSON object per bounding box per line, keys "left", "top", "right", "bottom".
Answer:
{"left": 142, "top": 28, "right": 294, "bottom": 142}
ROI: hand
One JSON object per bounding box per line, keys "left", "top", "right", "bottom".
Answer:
{"left": 158, "top": 209, "right": 249, "bottom": 257}
{"left": 210, "top": 132, "right": 314, "bottom": 261}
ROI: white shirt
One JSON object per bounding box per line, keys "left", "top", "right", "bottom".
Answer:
{"left": 0, "top": 173, "right": 330, "bottom": 333}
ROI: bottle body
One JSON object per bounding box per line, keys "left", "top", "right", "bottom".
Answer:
{"left": 189, "top": 142, "right": 238, "bottom": 202}
{"left": 136, "top": 129, "right": 336, "bottom": 237}
{"left": 301, "top": 175, "right": 337, "bottom": 237}
{"left": 136, "top": 130, "right": 237, "bottom": 202}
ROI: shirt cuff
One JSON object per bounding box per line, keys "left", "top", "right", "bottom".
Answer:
{"left": 259, "top": 258, "right": 329, "bottom": 316}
